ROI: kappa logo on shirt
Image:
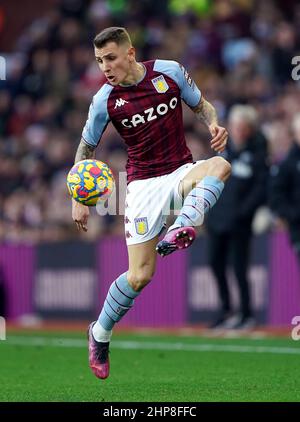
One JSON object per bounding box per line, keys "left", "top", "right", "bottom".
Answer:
{"left": 114, "top": 98, "right": 129, "bottom": 109}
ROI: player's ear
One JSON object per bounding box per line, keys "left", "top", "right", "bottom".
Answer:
{"left": 127, "top": 46, "right": 135, "bottom": 62}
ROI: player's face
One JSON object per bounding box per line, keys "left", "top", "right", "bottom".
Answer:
{"left": 95, "top": 42, "right": 134, "bottom": 85}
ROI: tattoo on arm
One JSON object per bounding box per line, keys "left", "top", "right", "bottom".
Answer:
{"left": 74, "top": 138, "right": 96, "bottom": 163}
{"left": 192, "top": 97, "right": 218, "bottom": 127}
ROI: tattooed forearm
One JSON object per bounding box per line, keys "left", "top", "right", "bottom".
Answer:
{"left": 192, "top": 97, "right": 218, "bottom": 127}
{"left": 74, "top": 138, "right": 96, "bottom": 163}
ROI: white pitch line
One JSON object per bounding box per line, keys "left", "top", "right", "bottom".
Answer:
{"left": 2, "top": 336, "right": 300, "bottom": 355}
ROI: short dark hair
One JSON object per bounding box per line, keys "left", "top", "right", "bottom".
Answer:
{"left": 93, "top": 27, "right": 132, "bottom": 49}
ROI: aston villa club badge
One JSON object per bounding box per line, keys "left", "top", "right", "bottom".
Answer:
{"left": 134, "top": 217, "right": 149, "bottom": 235}
{"left": 151, "top": 75, "right": 169, "bottom": 93}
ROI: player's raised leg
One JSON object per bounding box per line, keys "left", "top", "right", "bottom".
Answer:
{"left": 156, "top": 157, "right": 231, "bottom": 256}
{"left": 88, "top": 236, "right": 158, "bottom": 379}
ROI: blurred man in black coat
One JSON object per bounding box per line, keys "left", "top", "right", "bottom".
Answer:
{"left": 206, "top": 105, "right": 269, "bottom": 329}
{"left": 269, "top": 113, "right": 300, "bottom": 262}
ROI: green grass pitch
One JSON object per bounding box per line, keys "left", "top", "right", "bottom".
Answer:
{"left": 0, "top": 329, "right": 300, "bottom": 402}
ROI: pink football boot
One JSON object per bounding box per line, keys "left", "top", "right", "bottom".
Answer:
{"left": 156, "top": 226, "right": 196, "bottom": 257}
{"left": 87, "top": 322, "right": 110, "bottom": 379}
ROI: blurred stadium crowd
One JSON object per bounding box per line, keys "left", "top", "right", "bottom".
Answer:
{"left": 0, "top": 0, "right": 300, "bottom": 243}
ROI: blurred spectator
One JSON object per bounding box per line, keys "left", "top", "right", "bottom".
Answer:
{"left": 269, "top": 112, "right": 300, "bottom": 262}
{"left": 206, "top": 105, "right": 269, "bottom": 329}
{"left": 0, "top": 91, "right": 11, "bottom": 136}
{"left": 270, "top": 21, "right": 297, "bottom": 86}
{"left": 0, "top": 7, "right": 4, "bottom": 35}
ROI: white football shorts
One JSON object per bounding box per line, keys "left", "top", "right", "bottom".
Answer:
{"left": 124, "top": 160, "right": 205, "bottom": 245}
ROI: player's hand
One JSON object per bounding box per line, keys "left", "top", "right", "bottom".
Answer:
{"left": 72, "top": 198, "right": 89, "bottom": 232}
{"left": 209, "top": 124, "right": 228, "bottom": 153}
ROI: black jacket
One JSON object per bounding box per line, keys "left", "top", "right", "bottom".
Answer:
{"left": 206, "top": 131, "right": 269, "bottom": 234}
{"left": 269, "top": 143, "right": 300, "bottom": 244}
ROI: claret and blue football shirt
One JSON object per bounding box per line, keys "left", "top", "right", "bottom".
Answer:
{"left": 82, "top": 60, "right": 201, "bottom": 183}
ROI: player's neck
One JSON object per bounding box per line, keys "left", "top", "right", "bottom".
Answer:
{"left": 120, "top": 62, "right": 145, "bottom": 86}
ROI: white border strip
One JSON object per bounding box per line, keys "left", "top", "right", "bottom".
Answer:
{"left": 3, "top": 336, "right": 300, "bottom": 355}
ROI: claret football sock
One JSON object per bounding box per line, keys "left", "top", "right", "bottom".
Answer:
{"left": 97, "top": 272, "right": 140, "bottom": 332}
{"left": 169, "top": 176, "right": 224, "bottom": 230}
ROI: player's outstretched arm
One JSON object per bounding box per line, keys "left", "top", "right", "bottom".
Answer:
{"left": 72, "top": 138, "right": 96, "bottom": 232}
{"left": 192, "top": 96, "right": 228, "bottom": 153}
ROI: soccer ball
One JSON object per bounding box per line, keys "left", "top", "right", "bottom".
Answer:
{"left": 67, "top": 159, "right": 115, "bottom": 206}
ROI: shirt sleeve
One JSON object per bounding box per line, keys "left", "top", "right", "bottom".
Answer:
{"left": 82, "top": 83, "right": 113, "bottom": 147}
{"left": 153, "top": 59, "right": 201, "bottom": 107}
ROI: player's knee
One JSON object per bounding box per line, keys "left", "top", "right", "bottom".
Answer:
{"left": 127, "top": 268, "right": 154, "bottom": 292}
{"left": 207, "top": 156, "right": 231, "bottom": 181}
